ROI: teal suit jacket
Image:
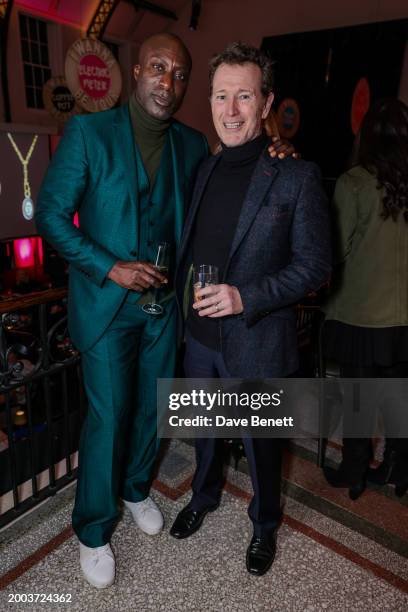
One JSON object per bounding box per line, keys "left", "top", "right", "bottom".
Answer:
{"left": 35, "top": 104, "right": 208, "bottom": 352}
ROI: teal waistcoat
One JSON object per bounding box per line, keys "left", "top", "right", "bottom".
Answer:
{"left": 126, "top": 137, "right": 176, "bottom": 305}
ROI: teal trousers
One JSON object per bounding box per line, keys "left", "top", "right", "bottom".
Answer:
{"left": 72, "top": 298, "right": 177, "bottom": 547}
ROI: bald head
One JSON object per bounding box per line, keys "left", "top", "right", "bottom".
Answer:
{"left": 138, "top": 33, "right": 192, "bottom": 72}
{"left": 133, "top": 32, "right": 192, "bottom": 120}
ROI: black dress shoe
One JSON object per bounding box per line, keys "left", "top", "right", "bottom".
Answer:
{"left": 246, "top": 530, "right": 277, "bottom": 576}
{"left": 169, "top": 504, "right": 218, "bottom": 539}
{"left": 389, "top": 462, "right": 408, "bottom": 498}
{"left": 323, "top": 466, "right": 366, "bottom": 501}
{"left": 367, "top": 453, "right": 407, "bottom": 497}
{"left": 395, "top": 482, "right": 408, "bottom": 498}
{"left": 367, "top": 451, "right": 396, "bottom": 486}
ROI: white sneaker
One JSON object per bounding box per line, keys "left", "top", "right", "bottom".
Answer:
{"left": 123, "top": 496, "right": 164, "bottom": 535}
{"left": 79, "top": 542, "right": 115, "bottom": 589}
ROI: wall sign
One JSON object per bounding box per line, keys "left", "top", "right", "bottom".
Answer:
{"left": 276, "top": 98, "right": 300, "bottom": 139}
{"left": 65, "top": 38, "right": 122, "bottom": 113}
{"left": 42, "top": 76, "right": 81, "bottom": 123}
{"left": 351, "top": 77, "right": 370, "bottom": 136}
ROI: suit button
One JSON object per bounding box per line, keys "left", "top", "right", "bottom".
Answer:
{"left": 149, "top": 220, "right": 154, "bottom": 226}
{"left": 130, "top": 250, "right": 138, "bottom": 257}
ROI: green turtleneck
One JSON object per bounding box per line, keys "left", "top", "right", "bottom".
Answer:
{"left": 129, "top": 92, "right": 171, "bottom": 188}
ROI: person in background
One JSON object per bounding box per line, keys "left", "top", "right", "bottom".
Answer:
{"left": 323, "top": 98, "right": 408, "bottom": 500}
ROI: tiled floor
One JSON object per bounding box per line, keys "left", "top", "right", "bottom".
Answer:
{"left": 0, "top": 439, "right": 407, "bottom": 611}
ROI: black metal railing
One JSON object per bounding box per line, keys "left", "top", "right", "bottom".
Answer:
{"left": 0, "top": 289, "right": 84, "bottom": 528}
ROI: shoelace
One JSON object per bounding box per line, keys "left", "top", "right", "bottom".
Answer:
{"left": 249, "top": 535, "right": 275, "bottom": 554}
{"left": 88, "top": 545, "right": 111, "bottom": 560}
{"left": 139, "top": 498, "right": 157, "bottom": 515}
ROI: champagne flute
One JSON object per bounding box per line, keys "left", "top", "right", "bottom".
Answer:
{"left": 142, "top": 242, "right": 170, "bottom": 316}
{"left": 193, "top": 264, "right": 219, "bottom": 307}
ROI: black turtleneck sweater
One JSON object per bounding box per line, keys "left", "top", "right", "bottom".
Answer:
{"left": 187, "top": 131, "right": 269, "bottom": 350}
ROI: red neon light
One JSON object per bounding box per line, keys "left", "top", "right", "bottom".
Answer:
{"left": 13, "top": 237, "right": 44, "bottom": 268}
{"left": 36, "top": 236, "right": 44, "bottom": 265}
{"left": 14, "top": 238, "right": 35, "bottom": 268}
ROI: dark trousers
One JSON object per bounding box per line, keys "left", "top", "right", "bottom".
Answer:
{"left": 340, "top": 363, "right": 408, "bottom": 483}
{"left": 184, "top": 333, "right": 282, "bottom": 535}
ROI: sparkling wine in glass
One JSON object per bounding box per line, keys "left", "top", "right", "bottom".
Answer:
{"left": 193, "top": 264, "right": 219, "bottom": 306}
{"left": 142, "top": 242, "right": 170, "bottom": 316}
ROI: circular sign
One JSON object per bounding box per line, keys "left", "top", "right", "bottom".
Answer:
{"left": 277, "top": 98, "right": 300, "bottom": 139}
{"left": 351, "top": 77, "right": 370, "bottom": 135}
{"left": 79, "top": 54, "right": 111, "bottom": 99}
{"left": 43, "top": 76, "right": 80, "bottom": 122}
{"left": 65, "top": 38, "right": 122, "bottom": 113}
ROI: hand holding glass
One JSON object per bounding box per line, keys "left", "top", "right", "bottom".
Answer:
{"left": 142, "top": 242, "right": 170, "bottom": 315}
{"left": 193, "top": 265, "right": 219, "bottom": 307}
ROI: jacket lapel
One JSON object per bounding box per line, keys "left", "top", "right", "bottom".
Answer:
{"left": 113, "top": 105, "right": 139, "bottom": 215}
{"left": 178, "top": 153, "right": 219, "bottom": 262}
{"left": 168, "top": 124, "right": 186, "bottom": 247}
{"left": 226, "top": 154, "right": 279, "bottom": 267}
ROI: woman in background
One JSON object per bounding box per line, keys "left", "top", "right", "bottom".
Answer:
{"left": 323, "top": 98, "right": 408, "bottom": 499}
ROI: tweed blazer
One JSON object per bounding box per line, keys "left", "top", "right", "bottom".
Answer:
{"left": 176, "top": 148, "right": 331, "bottom": 377}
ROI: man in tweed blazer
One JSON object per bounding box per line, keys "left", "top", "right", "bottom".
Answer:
{"left": 170, "top": 42, "right": 331, "bottom": 576}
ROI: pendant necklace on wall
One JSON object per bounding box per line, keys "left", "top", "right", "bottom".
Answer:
{"left": 7, "top": 133, "right": 39, "bottom": 220}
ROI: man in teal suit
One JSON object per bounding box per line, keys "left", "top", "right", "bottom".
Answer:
{"left": 35, "top": 33, "right": 208, "bottom": 589}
